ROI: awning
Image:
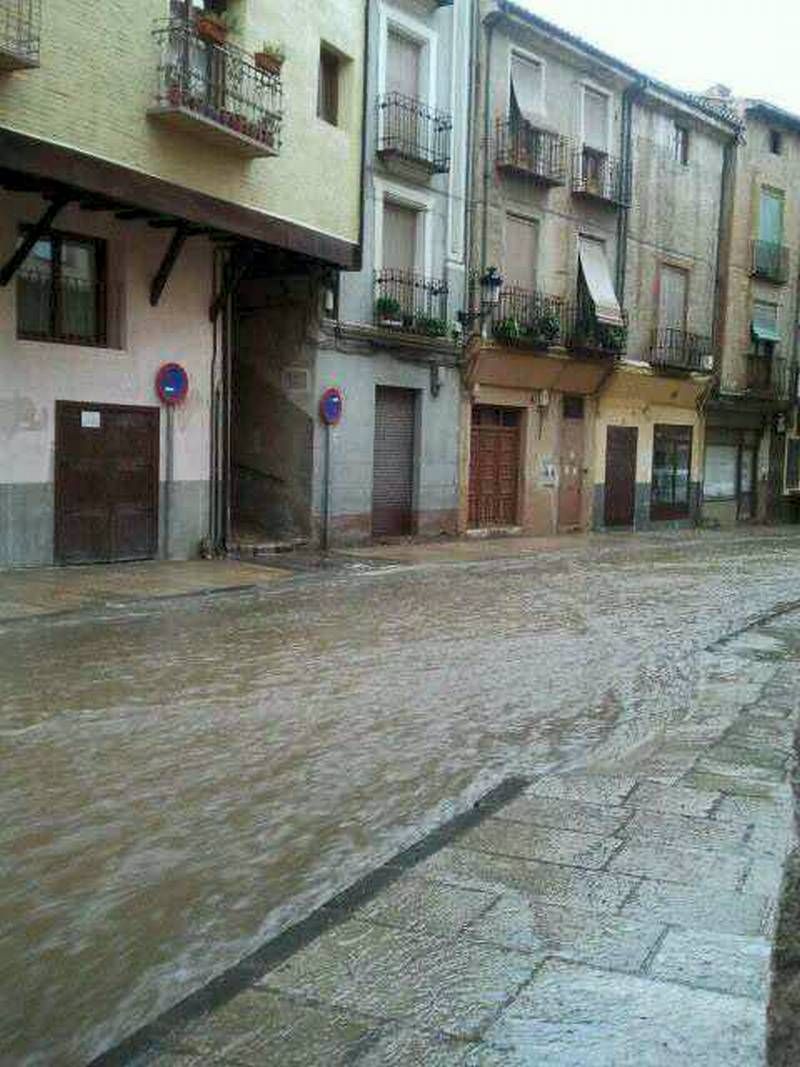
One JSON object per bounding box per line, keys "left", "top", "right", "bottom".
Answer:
{"left": 752, "top": 303, "right": 780, "bottom": 342}
{"left": 578, "top": 237, "right": 624, "bottom": 327}
{"left": 510, "top": 53, "right": 544, "bottom": 125}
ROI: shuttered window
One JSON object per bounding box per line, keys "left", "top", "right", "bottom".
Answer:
{"left": 386, "top": 30, "right": 421, "bottom": 99}
{"left": 752, "top": 301, "right": 780, "bottom": 342}
{"left": 758, "top": 188, "right": 784, "bottom": 244}
{"left": 583, "top": 86, "right": 608, "bottom": 152}
{"left": 504, "top": 215, "right": 538, "bottom": 290}
{"left": 317, "top": 47, "right": 340, "bottom": 125}
{"left": 658, "top": 265, "right": 688, "bottom": 330}
{"left": 510, "top": 53, "right": 543, "bottom": 123}
{"left": 382, "top": 201, "right": 418, "bottom": 274}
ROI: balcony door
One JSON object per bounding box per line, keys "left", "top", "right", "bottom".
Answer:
{"left": 658, "top": 264, "right": 688, "bottom": 355}
{"left": 504, "top": 214, "right": 538, "bottom": 292}
{"left": 381, "top": 200, "right": 420, "bottom": 323}
{"left": 759, "top": 188, "right": 784, "bottom": 245}
{"left": 386, "top": 30, "right": 421, "bottom": 99}
{"left": 385, "top": 30, "right": 423, "bottom": 159}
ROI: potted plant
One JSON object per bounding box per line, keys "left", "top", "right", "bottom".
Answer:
{"left": 414, "top": 316, "right": 448, "bottom": 338}
{"left": 532, "top": 310, "right": 561, "bottom": 346}
{"left": 254, "top": 41, "right": 286, "bottom": 76}
{"left": 195, "top": 10, "right": 227, "bottom": 46}
{"left": 494, "top": 317, "right": 521, "bottom": 344}
{"left": 597, "top": 324, "right": 626, "bottom": 354}
{"left": 375, "top": 296, "right": 403, "bottom": 328}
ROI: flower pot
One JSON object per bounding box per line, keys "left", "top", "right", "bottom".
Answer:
{"left": 254, "top": 52, "right": 283, "bottom": 76}
{"left": 195, "top": 15, "right": 227, "bottom": 46}
{"left": 379, "top": 316, "right": 403, "bottom": 329}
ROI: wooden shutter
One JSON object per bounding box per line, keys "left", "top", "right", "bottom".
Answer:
{"left": 759, "top": 189, "right": 784, "bottom": 244}
{"left": 386, "top": 31, "right": 421, "bottom": 99}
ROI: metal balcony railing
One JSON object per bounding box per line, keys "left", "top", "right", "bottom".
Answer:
{"left": 151, "top": 19, "right": 283, "bottom": 157}
{"left": 0, "top": 0, "right": 40, "bottom": 69}
{"left": 572, "top": 146, "right": 630, "bottom": 207}
{"left": 17, "top": 271, "right": 124, "bottom": 349}
{"left": 648, "top": 327, "right": 713, "bottom": 372}
{"left": 750, "top": 240, "right": 790, "bottom": 284}
{"left": 746, "top": 353, "right": 788, "bottom": 399}
{"left": 374, "top": 269, "right": 449, "bottom": 337}
{"left": 563, "top": 300, "right": 627, "bottom": 357}
{"left": 495, "top": 119, "right": 567, "bottom": 185}
{"left": 376, "top": 92, "right": 452, "bottom": 174}
{"left": 486, "top": 285, "right": 567, "bottom": 347}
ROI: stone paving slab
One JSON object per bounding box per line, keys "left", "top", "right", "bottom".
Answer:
{"left": 647, "top": 927, "right": 772, "bottom": 1000}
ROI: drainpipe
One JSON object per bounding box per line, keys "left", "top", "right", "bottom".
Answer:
{"left": 712, "top": 135, "right": 736, "bottom": 380}
{"left": 355, "top": 0, "right": 370, "bottom": 274}
{"left": 480, "top": 16, "right": 494, "bottom": 281}
{"left": 463, "top": 0, "right": 479, "bottom": 301}
{"left": 615, "top": 77, "right": 647, "bottom": 302}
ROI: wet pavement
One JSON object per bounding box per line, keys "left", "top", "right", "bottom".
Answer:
{"left": 2, "top": 528, "right": 800, "bottom": 1064}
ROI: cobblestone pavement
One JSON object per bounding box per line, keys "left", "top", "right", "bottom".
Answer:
{"left": 3, "top": 529, "right": 800, "bottom": 1063}
{"left": 136, "top": 618, "right": 800, "bottom": 1066}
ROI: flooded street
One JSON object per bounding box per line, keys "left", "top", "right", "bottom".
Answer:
{"left": 3, "top": 530, "right": 800, "bottom": 1064}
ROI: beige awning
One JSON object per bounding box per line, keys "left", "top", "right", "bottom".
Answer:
{"left": 510, "top": 53, "right": 544, "bottom": 125}
{"left": 578, "top": 237, "right": 624, "bottom": 327}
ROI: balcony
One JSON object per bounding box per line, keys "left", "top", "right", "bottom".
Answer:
{"left": 150, "top": 19, "right": 282, "bottom": 158}
{"left": 494, "top": 119, "right": 567, "bottom": 185}
{"left": 572, "top": 146, "right": 630, "bottom": 207}
{"left": 376, "top": 92, "right": 452, "bottom": 176}
{"left": 563, "top": 300, "right": 627, "bottom": 358}
{"left": 486, "top": 286, "right": 566, "bottom": 347}
{"left": 374, "top": 269, "right": 449, "bottom": 338}
{"left": 647, "top": 327, "right": 713, "bottom": 372}
{"left": 750, "top": 240, "right": 790, "bottom": 284}
{"left": 0, "top": 0, "right": 40, "bottom": 70}
{"left": 746, "top": 353, "right": 788, "bottom": 400}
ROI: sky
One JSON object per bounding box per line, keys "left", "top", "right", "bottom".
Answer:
{"left": 514, "top": 0, "right": 800, "bottom": 115}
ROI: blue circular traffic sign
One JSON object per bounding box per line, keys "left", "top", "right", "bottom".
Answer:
{"left": 319, "top": 386, "right": 343, "bottom": 426}
{"left": 156, "top": 363, "right": 189, "bottom": 405}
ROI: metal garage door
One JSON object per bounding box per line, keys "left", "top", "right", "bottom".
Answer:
{"left": 54, "top": 401, "right": 160, "bottom": 564}
{"left": 468, "top": 405, "right": 521, "bottom": 527}
{"left": 372, "top": 386, "right": 416, "bottom": 537}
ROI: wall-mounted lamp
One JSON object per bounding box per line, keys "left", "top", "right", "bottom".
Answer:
{"left": 457, "top": 267, "right": 504, "bottom": 336}
{"left": 430, "top": 362, "right": 442, "bottom": 398}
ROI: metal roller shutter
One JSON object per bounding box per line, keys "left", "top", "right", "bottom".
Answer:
{"left": 372, "top": 386, "right": 416, "bottom": 537}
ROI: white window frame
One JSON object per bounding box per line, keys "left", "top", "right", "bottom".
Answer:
{"left": 377, "top": 4, "right": 438, "bottom": 108}
{"left": 507, "top": 45, "right": 546, "bottom": 120}
{"left": 373, "top": 176, "right": 435, "bottom": 277}
{"left": 579, "top": 80, "right": 612, "bottom": 154}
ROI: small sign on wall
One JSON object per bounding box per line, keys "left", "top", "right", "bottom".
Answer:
{"left": 539, "top": 455, "right": 557, "bottom": 487}
{"left": 81, "top": 410, "right": 101, "bottom": 429}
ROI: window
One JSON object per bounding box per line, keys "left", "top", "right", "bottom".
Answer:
{"left": 382, "top": 200, "right": 419, "bottom": 275}
{"left": 317, "top": 45, "right": 340, "bottom": 125}
{"left": 17, "top": 231, "right": 107, "bottom": 346}
{"left": 386, "top": 29, "right": 421, "bottom": 100}
{"left": 786, "top": 437, "right": 800, "bottom": 491}
{"left": 651, "top": 424, "right": 693, "bottom": 519}
{"left": 673, "top": 124, "right": 690, "bottom": 165}
{"left": 578, "top": 236, "right": 623, "bottom": 327}
{"left": 752, "top": 300, "right": 779, "bottom": 357}
{"left": 769, "top": 129, "right": 783, "bottom": 155}
{"left": 504, "top": 214, "right": 539, "bottom": 290}
{"left": 658, "top": 264, "right": 688, "bottom": 332}
{"left": 582, "top": 86, "right": 608, "bottom": 152}
{"left": 563, "top": 395, "right": 584, "bottom": 420}
{"left": 758, "top": 188, "right": 784, "bottom": 244}
{"left": 510, "top": 52, "right": 543, "bottom": 124}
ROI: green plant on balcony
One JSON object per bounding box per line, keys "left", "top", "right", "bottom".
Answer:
{"left": 194, "top": 10, "right": 227, "bottom": 45}
{"left": 530, "top": 310, "right": 561, "bottom": 345}
{"left": 414, "top": 315, "right": 448, "bottom": 338}
{"left": 254, "top": 41, "right": 286, "bottom": 75}
{"left": 375, "top": 296, "right": 403, "bottom": 326}
{"left": 596, "top": 324, "right": 626, "bottom": 353}
{"left": 494, "top": 317, "right": 522, "bottom": 344}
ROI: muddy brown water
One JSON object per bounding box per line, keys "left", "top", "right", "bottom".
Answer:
{"left": 2, "top": 531, "right": 800, "bottom": 1063}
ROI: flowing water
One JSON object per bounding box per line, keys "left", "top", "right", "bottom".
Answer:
{"left": 2, "top": 531, "right": 800, "bottom": 1064}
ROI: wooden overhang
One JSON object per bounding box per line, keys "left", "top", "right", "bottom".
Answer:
{"left": 469, "top": 343, "right": 616, "bottom": 396}
{"left": 0, "top": 126, "right": 360, "bottom": 299}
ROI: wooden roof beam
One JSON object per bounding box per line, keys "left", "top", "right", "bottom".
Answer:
{"left": 0, "top": 196, "right": 71, "bottom": 286}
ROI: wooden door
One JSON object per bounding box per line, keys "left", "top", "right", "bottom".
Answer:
{"left": 604, "top": 425, "right": 637, "bottom": 527}
{"left": 468, "top": 406, "right": 521, "bottom": 527}
{"left": 372, "top": 386, "right": 416, "bottom": 537}
{"left": 558, "top": 396, "right": 585, "bottom": 530}
{"left": 55, "top": 401, "right": 160, "bottom": 564}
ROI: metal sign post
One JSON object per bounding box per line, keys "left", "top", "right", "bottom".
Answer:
{"left": 319, "top": 387, "right": 344, "bottom": 552}
{"left": 156, "top": 363, "right": 190, "bottom": 559}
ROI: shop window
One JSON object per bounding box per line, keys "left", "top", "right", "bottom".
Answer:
{"left": 17, "top": 230, "right": 108, "bottom": 347}
{"left": 651, "top": 424, "right": 693, "bottom": 519}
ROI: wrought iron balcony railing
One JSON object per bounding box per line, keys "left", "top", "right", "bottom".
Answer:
{"left": 648, "top": 327, "right": 713, "bottom": 372}
{"left": 376, "top": 92, "right": 452, "bottom": 174}
{"left": 494, "top": 119, "right": 567, "bottom": 185}
{"left": 486, "top": 285, "right": 566, "bottom": 347}
{"left": 151, "top": 19, "right": 283, "bottom": 157}
{"left": 374, "top": 269, "right": 449, "bottom": 338}
{"left": 746, "top": 353, "right": 788, "bottom": 399}
{"left": 17, "top": 271, "right": 124, "bottom": 349}
{"left": 572, "top": 146, "right": 630, "bottom": 207}
{"left": 751, "top": 240, "right": 790, "bottom": 284}
{"left": 563, "top": 300, "right": 627, "bottom": 357}
{"left": 0, "top": 0, "right": 40, "bottom": 69}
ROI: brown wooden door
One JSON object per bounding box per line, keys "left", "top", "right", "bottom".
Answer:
{"left": 604, "top": 426, "right": 637, "bottom": 527}
{"left": 468, "top": 406, "right": 521, "bottom": 527}
{"left": 55, "top": 401, "right": 160, "bottom": 564}
{"left": 558, "top": 396, "right": 585, "bottom": 530}
{"left": 372, "top": 387, "right": 416, "bottom": 537}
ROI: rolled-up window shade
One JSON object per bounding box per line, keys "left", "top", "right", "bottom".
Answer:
{"left": 504, "top": 215, "right": 538, "bottom": 290}
{"left": 578, "top": 237, "right": 623, "bottom": 326}
{"left": 658, "top": 265, "right": 688, "bottom": 330}
{"left": 387, "top": 31, "right": 421, "bottom": 99}
{"left": 382, "top": 202, "right": 418, "bottom": 274}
